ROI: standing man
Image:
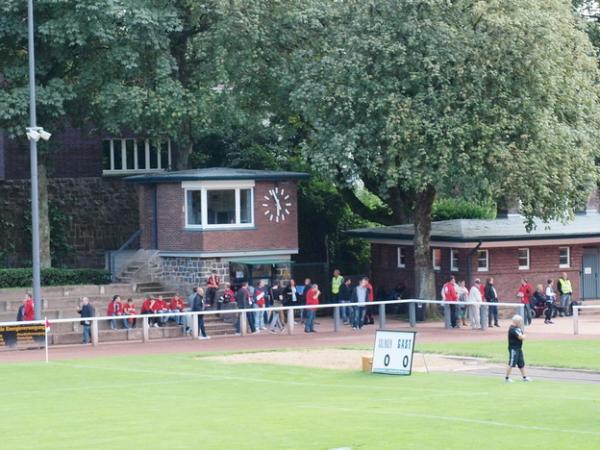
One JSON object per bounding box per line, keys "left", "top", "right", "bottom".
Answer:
{"left": 350, "top": 278, "right": 369, "bottom": 330}
{"left": 17, "top": 294, "right": 35, "bottom": 321}
{"left": 468, "top": 279, "right": 483, "bottom": 329}
{"left": 192, "top": 287, "right": 210, "bottom": 340}
{"left": 235, "top": 281, "right": 256, "bottom": 334}
{"left": 206, "top": 270, "right": 220, "bottom": 309}
{"left": 77, "top": 297, "right": 94, "bottom": 344}
{"left": 331, "top": 269, "right": 345, "bottom": 322}
{"left": 485, "top": 277, "right": 500, "bottom": 327}
{"left": 305, "top": 283, "right": 320, "bottom": 333}
{"left": 442, "top": 276, "right": 459, "bottom": 328}
{"left": 505, "top": 315, "right": 531, "bottom": 383}
{"left": 339, "top": 278, "right": 353, "bottom": 325}
{"left": 517, "top": 278, "right": 534, "bottom": 325}
{"left": 557, "top": 272, "right": 573, "bottom": 317}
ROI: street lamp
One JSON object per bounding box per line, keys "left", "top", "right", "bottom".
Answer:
{"left": 25, "top": 0, "right": 50, "bottom": 320}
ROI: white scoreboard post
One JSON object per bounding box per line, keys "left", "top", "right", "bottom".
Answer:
{"left": 372, "top": 330, "right": 416, "bottom": 375}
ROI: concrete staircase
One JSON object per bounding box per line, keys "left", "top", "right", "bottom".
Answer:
{"left": 0, "top": 282, "right": 237, "bottom": 347}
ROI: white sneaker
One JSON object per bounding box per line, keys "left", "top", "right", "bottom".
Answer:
{"left": 523, "top": 377, "right": 532, "bottom": 382}
{"left": 505, "top": 378, "right": 513, "bottom": 383}
{"left": 235, "top": 333, "right": 241, "bottom": 336}
{"left": 198, "top": 336, "right": 211, "bottom": 340}
{"left": 253, "top": 330, "right": 260, "bottom": 334}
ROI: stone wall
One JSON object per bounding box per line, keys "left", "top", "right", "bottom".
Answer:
{"left": 157, "top": 256, "right": 230, "bottom": 293}
{"left": 0, "top": 177, "right": 138, "bottom": 268}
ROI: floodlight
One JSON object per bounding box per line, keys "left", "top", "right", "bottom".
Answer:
{"left": 38, "top": 129, "right": 51, "bottom": 141}
{"left": 26, "top": 129, "right": 41, "bottom": 142}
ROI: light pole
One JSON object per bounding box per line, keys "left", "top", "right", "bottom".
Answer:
{"left": 25, "top": 0, "right": 51, "bottom": 320}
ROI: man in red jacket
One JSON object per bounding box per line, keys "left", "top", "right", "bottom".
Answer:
{"left": 518, "top": 278, "right": 534, "bottom": 325}
{"left": 107, "top": 295, "right": 123, "bottom": 330}
{"left": 17, "top": 294, "right": 35, "bottom": 321}
{"left": 304, "top": 283, "right": 320, "bottom": 333}
{"left": 442, "top": 275, "right": 459, "bottom": 328}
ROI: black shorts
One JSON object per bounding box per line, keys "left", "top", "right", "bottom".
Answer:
{"left": 508, "top": 348, "right": 525, "bottom": 368}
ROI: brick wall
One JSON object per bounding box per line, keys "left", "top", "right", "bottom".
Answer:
{"left": 140, "top": 180, "right": 299, "bottom": 253}
{"left": 371, "top": 243, "right": 588, "bottom": 301}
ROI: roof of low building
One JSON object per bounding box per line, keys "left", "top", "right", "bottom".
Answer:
{"left": 347, "top": 214, "right": 600, "bottom": 243}
{"left": 127, "top": 167, "right": 309, "bottom": 183}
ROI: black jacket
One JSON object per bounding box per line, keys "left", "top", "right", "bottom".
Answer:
{"left": 192, "top": 293, "right": 205, "bottom": 312}
{"left": 339, "top": 284, "right": 352, "bottom": 302}
{"left": 484, "top": 283, "right": 498, "bottom": 302}
{"left": 78, "top": 303, "right": 94, "bottom": 325}
{"left": 235, "top": 288, "right": 250, "bottom": 309}
{"left": 282, "top": 285, "right": 299, "bottom": 307}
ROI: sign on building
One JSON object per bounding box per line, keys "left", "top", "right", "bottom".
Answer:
{"left": 372, "top": 330, "right": 416, "bottom": 375}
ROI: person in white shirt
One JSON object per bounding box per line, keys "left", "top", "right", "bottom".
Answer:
{"left": 468, "top": 279, "right": 483, "bottom": 329}
{"left": 544, "top": 279, "right": 556, "bottom": 324}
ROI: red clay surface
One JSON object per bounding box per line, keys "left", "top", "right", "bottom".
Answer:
{"left": 2, "top": 314, "right": 598, "bottom": 365}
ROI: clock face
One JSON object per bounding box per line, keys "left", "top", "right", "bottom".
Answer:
{"left": 262, "top": 187, "right": 292, "bottom": 223}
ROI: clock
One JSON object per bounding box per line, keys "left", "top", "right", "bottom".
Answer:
{"left": 262, "top": 187, "right": 292, "bottom": 223}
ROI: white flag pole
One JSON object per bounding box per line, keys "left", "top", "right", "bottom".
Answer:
{"left": 44, "top": 316, "right": 49, "bottom": 363}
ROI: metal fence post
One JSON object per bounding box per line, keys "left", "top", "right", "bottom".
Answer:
{"left": 518, "top": 305, "right": 526, "bottom": 328}
{"left": 573, "top": 306, "right": 579, "bottom": 335}
{"left": 240, "top": 311, "right": 247, "bottom": 336}
{"left": 192, "top": 313, "right": 199, "bottom": 339}
{"left": 443, "top": 303, "right": 451, "bottom": 329}
{"left": 286, "top": 308, "right": 295, "bottom": 335}
{"left": 142, "top": 316, "right": 149, "bottom": 343}
{"left": 481, "top": 305, "right": 488, "bottom": 330}
{"left": 409, "top": 302, "right": 416, "bottom": 328}
{"left": 333, "top": 306, "right": 340, "bottom": 332}
{"left": 378, "top": 303, "right": 386, "bottom": 329}
{"left": 91, "top": 320, "right": 99, "bottom": 346}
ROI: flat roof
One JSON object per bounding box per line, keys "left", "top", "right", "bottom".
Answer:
{"left": 347, "top": 214, "right": 600, "bottom": 243}
{"left": 127, "top": 167, "right": 309, "bottom": 183}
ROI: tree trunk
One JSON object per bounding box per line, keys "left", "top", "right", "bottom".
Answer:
{"left": 175, "top": 142, "right": 193, "bottom": 170}
{"left": 38, "top": 158, "right": 51, "bottom": 268}
{"left": 413, "top": 186, "right": 436, "bottom": 310}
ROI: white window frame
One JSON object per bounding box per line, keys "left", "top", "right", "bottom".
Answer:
{"left": 182, "top": 180, "right": 255, "bottom": 230}
{"left": 432, "top": 248, "right": 441, "bottom": 271}
{"left": 477, "top": 249, "right": 489, "bottom": 272}
{"left": 102, "top": 138, "right": 172, "bottom": 175}
{"left": 518, "top": 248, "right": 530, "bottom": 270}
{"left": 397, "top": 247, "right": 406, "bottom": 268}
{"left": 450, "top": 249, "right": 459, "bottom": 272}
{"left": 559, "top": 247, "right": 571, "bottom": 268}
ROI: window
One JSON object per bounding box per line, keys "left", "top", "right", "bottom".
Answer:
{"left": 450, "top": 249, "right": 459, "bottom": 272}
{"left": 102, "top": 138, "right": 172, "bottom": 174}
{"left": 432, "top": 248, "right": 441, "bottom": 271}
{"left": 397, "top": 247, "right": 406, "bottom": 268}
{"left": 186, "top": 191, "right": 202, "bottom": 225}
{"left": 559, "top": 247, "right": 570, "bottom": 268}
{"left": 518, "top": 248, "right": 530, "bottom": 270}
{"left": 184, "top": 182, "right": 254, "bottom": 229}
{"left": 477, "top": 249, "right": 489, "bottom": 272}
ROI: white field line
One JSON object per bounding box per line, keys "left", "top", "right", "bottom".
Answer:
{"left": 297, "top": 404, "right": 600, "bottom": 437}
{"left": 47, "top": 361, "right": 600, "bottom": 403}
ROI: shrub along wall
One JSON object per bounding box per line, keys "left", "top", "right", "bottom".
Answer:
{"left": 0, "top": 268, "right": 111, "bottom": 288}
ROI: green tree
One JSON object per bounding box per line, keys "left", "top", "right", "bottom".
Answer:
{"left": 289, "top": 0, "right": 600, "bottom": 300}
{"left": 0, "top": 0, "right": 180, "bottom": 266}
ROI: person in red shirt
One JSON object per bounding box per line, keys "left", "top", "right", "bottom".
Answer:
{"left": 364, "top": 280, "right": 375, "bottom": 325}
{"left": 153, "top": 295, "right": 169, "bottom": 327}
{"left": 517, "top": 278, "right": 534, "bottom": 325}
{"left": 169, "top": 295, "right": 185, "bottom": 325}
{"left": 206, "top": 271, "right": 220, "bottom": 309}
{"left": 442, "top": 275, "right": 460, "bottom": 328}
{"left": 304, "top": 284, "right": 320, "bottom": 333}
{"left": 122, "top": 298, "right": 137, "bottom": 329}
{"left": 17, "top": 294, "right": 35, "bottom": 321}
{"left": 141, "top": 296, "right": 157, "bottom": 327}
{"left": 107, "top": 295, "right": 123, "bottom": 330}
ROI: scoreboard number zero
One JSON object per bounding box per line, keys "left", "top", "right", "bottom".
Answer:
{"left": 372, "top": 330, "right": 416, "bottom": 375}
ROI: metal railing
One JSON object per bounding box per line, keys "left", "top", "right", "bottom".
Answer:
{"left": 106, "top": 229, "right": 142, "bottom": 281}
{"left": 0, "top": 299, "right": 529, "bottom": 347}
{"left": 572, "top": 305, "right": 600, "bottom": 335}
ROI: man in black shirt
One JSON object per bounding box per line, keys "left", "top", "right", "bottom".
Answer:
{"left": 505, "top": 315, "right": 531, "bottom": 382}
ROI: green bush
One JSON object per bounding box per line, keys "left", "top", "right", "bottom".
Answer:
{"left": 432, "top": 198, "right": 496, "bottom": 221}
{"left": 0, "top": 268, "right": 111, "bottom": 288}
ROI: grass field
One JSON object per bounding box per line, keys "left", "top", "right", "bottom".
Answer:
{"left": 416, "top": 339, "right": 600, "bottom": 370}
{"left": 1, "top": 351, "right": 600, "bottom": 450}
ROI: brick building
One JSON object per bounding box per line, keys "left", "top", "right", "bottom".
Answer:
{"left": 348, "top": 214, "right": 600, "bottom": 302}
{"left": 0, "top": 129, "right": 173, "bottom": 266}
{"left": 127, "top": 168, "right": 308, "bottom": 288}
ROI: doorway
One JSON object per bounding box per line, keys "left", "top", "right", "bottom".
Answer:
{"left": 581, "top": 248, "right": 600, "bottom": 299}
